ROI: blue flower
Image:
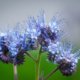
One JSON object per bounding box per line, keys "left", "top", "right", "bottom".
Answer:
{"left": 48, "top": 41, "right": 61, "bottom": 54}
{"left": 25, "top": 12, "right": 63, "bottom": 51}
{"left": 0, "top": 32, "right": 10, "bottom": 63}
{"left": 49, "top": 16, "right": 62, "bottom": 41}
{"left": 48, "top": 41, "right": 61, "bottom": 61}
{"left": 7, "top": 31, "right": 26, "bottom": 57}
{"left": 48, "top": 42, "right": 80, "bottom": 76}
{"left": 26, "top": 17, "right": 41, "bottom": 39}
{"left": 0, "top": 30, "right": 26, "bottom": 64}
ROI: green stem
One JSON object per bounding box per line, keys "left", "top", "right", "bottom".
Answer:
{"left": 44, "top": 66, "right": 60, "bottom": 80}
{"left": 13, "top": 64, "right": 18, "bottom": 80}
{"left": 26, "top": 52, "right": 36, "bottom": 62}
{"left": 35, "top": 61, "right": 40, "bottom": 80}
{"left": 35, "top": 47, "right": 42, "bottom": 80}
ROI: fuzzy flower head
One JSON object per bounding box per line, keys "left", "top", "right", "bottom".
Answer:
{"left": 8, "top": 31, "right": 24, "bottom": 57}
{"left": 26, "top": 17, "right": 41, "bottom": 39}
{"left": 7, "top": 29, "right": 27, "bottom": 65}
{"left": 48, "top": 42, "right": 80, "bottom": 76}
{"left": 0, "top": 32, "right": 10, "bottom": 63}
{"left": 48, "top": 41, "right": 62, "bottom": 61}
{"left": 0, "top": 29, "right": 26, "bottom": 65}
{"left": 25, "top": 11, "right": 63, "bottom": 51}
{"left": 49, "top": 17, "right": 61, "bottom": 35}
{"left": 1, "top": 27, "right": 38, "bottom": 64}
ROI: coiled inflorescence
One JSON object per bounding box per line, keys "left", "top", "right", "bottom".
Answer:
{"left": 0, "top": 12, "right": 62, "bottom": 65}
{"left": 0, "top": 32, "right": 26, "bottom": 65}
{"left": 26, "top": 11, "right": 62, "bottom": 51}
{"left": 0, "top": 12, "right": 80, "bottom": 77}
{"left": 48, "top": 42, "right": 80, "bottom": 76}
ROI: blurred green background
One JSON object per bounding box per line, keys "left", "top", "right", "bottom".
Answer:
{"left": 0, "top": 50, "right": 80, "bottom": 80}
{"left": 0, "top": 0, "right": 80, "bottom": 80}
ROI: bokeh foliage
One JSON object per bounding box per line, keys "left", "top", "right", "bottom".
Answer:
{"left": 0, "top": 50, "right": 80, "bottom": 80}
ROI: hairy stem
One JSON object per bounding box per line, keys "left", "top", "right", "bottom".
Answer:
{"left": 13, "top": 64, "right": 18, "bottom": 80}
{"left": 44, "top": 66, "right": 60, "bottom": 80}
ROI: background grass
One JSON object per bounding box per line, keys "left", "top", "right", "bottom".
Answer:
{"left": 0, "top": 50, "right": 80, "bottom": 80}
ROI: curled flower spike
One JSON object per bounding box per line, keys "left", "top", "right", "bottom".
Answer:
{"left": 0, "top": 11, "right": 80, "bottom": 80}
{"left": 0, "top": 33, "right": 10, "bottom": 63}
{"left": 48, "top": 42, "right": 80, "bottom": 76}
{"left": 7, "top": 30, "right": 27, "bottom": 65}
{"left": 25, "top": 12, "right": 63, "bottom": 52}
{"left": 0, "top": 25, "right": 40, "bottom": 65}
{"left": 0, "top": 30, "right": 27, "bottom": 65}
{"left": 38, "top": 27, "right": 57, "bottom": 50}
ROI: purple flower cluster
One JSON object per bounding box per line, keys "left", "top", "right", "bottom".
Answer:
{"left": 25, "top": 11, "right": 62, "bottom": 51}
{"left": 0, "top": 12, "right": 80, "bottom": 77}
{"left": 48, "top": 42, "right": 80, "bottom": 76}
{"left": 0, "top": 32, "right": 26, "bottom": 64}
{"left": 0, "top": 12, "right": 62, "bottom": 65}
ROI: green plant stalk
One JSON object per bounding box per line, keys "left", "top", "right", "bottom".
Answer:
{"left": 35, "top": 60, "right": 40, "bottom": 80}
{"left": 26, "top": 52, "right": 36, "bottom": 62}
{"left": 44, "top": 66, "right": 60, "bottom": 80}
{"left": 35, "top": 47, "right": 42, "bottom": 80}
{"left": 13, "top": 64, "right": 18, "bottom": 80}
